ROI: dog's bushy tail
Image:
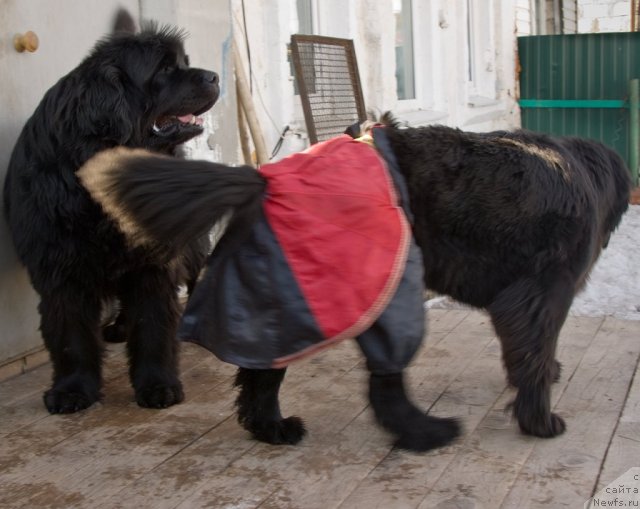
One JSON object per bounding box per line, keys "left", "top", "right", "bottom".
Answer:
{"left": 78, "top": 147, "right": 265, "bottom": 258}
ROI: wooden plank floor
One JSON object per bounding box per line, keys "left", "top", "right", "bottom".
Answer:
{"left": 1, "top": 309, "right": 639, "bottom": 509}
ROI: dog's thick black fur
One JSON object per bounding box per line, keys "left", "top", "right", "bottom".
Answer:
{"left": 3, "top": 11, "right": 219, "bottom": 413}
{"left": 381, "top": 114, "right": 631, "bottom": 438}
{"left": 77, "top": 113, "right": 630, "bottom": 450}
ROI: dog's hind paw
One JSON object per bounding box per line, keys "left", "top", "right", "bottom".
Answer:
{"left": 135, "top": 382, "right": 184, "bottom": 409}
{"left": 44, "top": 388, "right": 101, "bottom": 414}
{"left": 248, "top": 416, "right": 307, "bottom": 445}
{"left": 368, "top": 372, "right": 461, "bottom": 452}
{"left": 519, "top": 412, "right": 566, "bottom": 438}
{"left": 394, "top": 415, "right": 461, "bottom": 452}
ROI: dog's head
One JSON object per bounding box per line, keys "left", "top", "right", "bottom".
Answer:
{"left": 80, "top": 18, "right": 219, "bottom": 153}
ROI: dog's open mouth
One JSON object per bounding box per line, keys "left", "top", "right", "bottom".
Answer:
{"left": 152, "top": 113, "right": 205, "bottom": 134}
{"left": 149, "top": 92, "right": 218, "bottom": 145}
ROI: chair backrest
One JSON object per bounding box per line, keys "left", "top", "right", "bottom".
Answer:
{"left": 290, "top": 34, "right": 367, "bottom": 144}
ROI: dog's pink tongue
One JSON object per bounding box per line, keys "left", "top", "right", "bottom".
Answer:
{"left": 177, "top": 114, "right": 194, "bottom": 123}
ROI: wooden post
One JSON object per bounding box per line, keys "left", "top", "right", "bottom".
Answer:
{"left": 236, "top": 78, "right": 253, "bottom": 166}
{"left": 233, "top": 42, "right": 269, "bottom": 165}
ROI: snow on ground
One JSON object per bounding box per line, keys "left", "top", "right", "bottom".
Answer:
{"left": 571, "top": 204, "right": 640, "bottom": 320}
{"left": 426, "top": 205, "right": 640, "bottom": 321}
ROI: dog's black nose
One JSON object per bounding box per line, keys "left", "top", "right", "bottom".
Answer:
{"left": 203, "top": 71, "right": 219, "bottom": 85}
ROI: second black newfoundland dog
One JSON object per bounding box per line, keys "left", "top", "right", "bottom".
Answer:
{"left": 78, "top": 115, "right": 631, "bottom": 451}
{"left": 3, "top": 13, "right": 219, "bottom": 413}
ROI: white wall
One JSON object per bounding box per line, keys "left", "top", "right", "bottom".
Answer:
{"left": 232, "top": 0, "right": 302, "bottom": 160}
{"left": 516, "top": 0, "right": 536, "bottom": 35}
{"left": 577, "top": 0, "right": 631, "bottom": 32}
{"left": 230, "top": 0, "right": 522, "bottom": 164}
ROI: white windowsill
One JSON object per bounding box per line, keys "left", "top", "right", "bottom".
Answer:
{"left": 468, "top": 95, "right": 500, "bottom": 108}
{"left": 395, "top": 108, "right": 449, "bottom": 127}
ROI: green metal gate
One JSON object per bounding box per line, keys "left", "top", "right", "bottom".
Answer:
{"left": 518, "top": 33, "right": 640, "bottom": 185}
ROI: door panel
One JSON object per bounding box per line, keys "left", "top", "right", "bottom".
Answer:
{"left": 0, "top": 0, "right": 138, "bottom": 365}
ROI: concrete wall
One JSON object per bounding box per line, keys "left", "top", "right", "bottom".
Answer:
{"left": 578, "top": 0, "right": 631, "bottom": 32}
{"left": 0, "top": 0, "right": 236, "bottom": 368}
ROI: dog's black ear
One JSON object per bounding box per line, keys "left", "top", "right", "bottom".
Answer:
{"left": 113, "top": 8, "right": 137, "bottom": 34}
{"left": 80, "top": 65, "right": 134, "bottom": 144}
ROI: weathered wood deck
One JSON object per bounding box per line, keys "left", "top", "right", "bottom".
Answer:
{"left": 1, "top": 309, "right": 639, "bottom": 508}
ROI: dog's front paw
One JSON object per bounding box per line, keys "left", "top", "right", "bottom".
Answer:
{"left": 394, "top": 415, "right": 461, "bottom": 452}
{"left": 135, "top": 382, "right": 184, "bottom": 409}
{"left": 518, "top": 412, "right": 566, "bottom": 438}
{"left": 44, "top": 388, "right": 101, "bottom": 414}
{"left": 44, "top": 374, "right": 102, "bottom": 414}
{"left": 369, "top": 372, "right": 461, "bottom": 452}
{"left": 247, "top": 416, "right": 307, "bottom": 445}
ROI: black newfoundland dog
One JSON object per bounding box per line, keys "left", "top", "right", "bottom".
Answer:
{"left": 77, "top": 114, "right": 631, "bottom": 451}
{"left": 3, "top": 12, "right": 219, "bottom": 413}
